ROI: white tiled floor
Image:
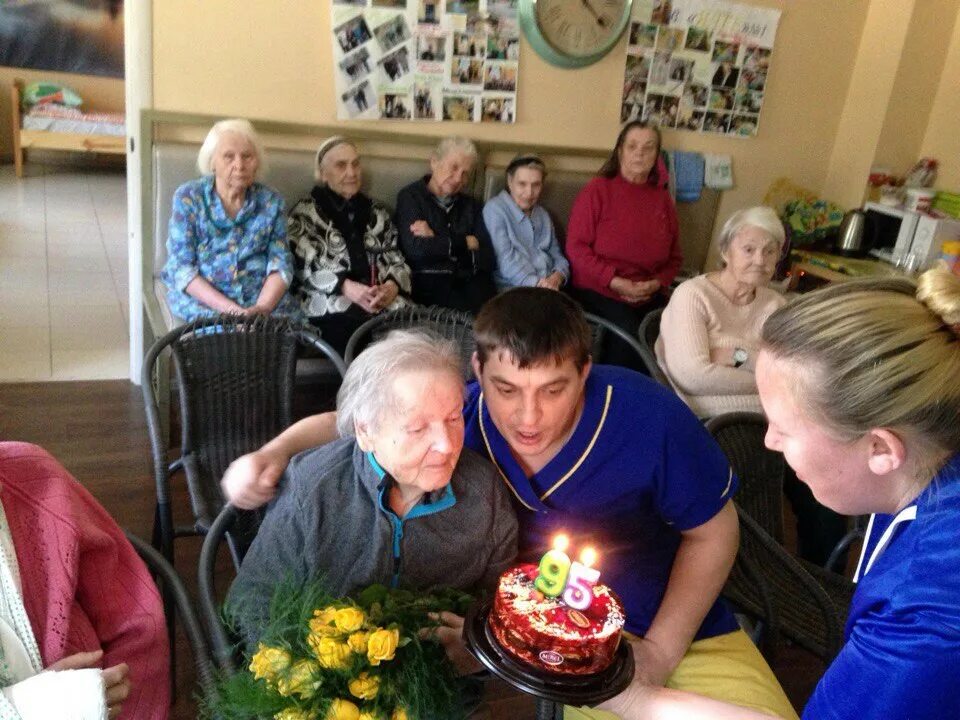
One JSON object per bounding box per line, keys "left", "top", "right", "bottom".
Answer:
{"left": 0, "top": 164, "right": 129, "bottom": 382}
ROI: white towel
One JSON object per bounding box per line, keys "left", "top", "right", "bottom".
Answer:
{"left": 2, "top": 669, "right": 106, "bottom": 720}
{"left": 704, "top": 154, "right": 734, "bottom": 190}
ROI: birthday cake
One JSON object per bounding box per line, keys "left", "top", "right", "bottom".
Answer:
{"left": 489, "top": 563, "right": 625, "bottom": 675}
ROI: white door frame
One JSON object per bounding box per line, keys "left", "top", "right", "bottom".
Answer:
{"left": 124, "top": 0, "right": 152, "bottom": 384}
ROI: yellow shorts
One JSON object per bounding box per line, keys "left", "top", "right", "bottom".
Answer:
{"left": 564, "top": 629, "right": 799, "bottom": 720}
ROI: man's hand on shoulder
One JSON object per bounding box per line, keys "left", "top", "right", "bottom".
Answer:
{"left": 221, "top": 448, "right": 287, "bottom": 509}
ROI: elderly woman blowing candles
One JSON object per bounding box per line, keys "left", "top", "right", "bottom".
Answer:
{"left": 228, "top": 330, "right": 518, "bottom": 671}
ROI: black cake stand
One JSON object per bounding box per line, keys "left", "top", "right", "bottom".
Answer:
{"left": 463, "top": 598, "right": 634, "bottom": 720}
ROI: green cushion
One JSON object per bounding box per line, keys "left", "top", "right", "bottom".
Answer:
{"left": 21, "top": 82, "right": 83, "bottom": 109}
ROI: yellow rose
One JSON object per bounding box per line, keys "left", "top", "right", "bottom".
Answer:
{"left": 309, "top": 607, "right": 340, "bottom": 637}
{"left": 348, "top": 671, "right": 380, "bottom": 700}
{"left": 326, "top": 698, "right": 361, "bottom": 720}
{"left": 358, "top": 713, "right": 383, "bottom": 720}
{"left": 309, "top": 635, "right": 352, "bottom": 669}
{"left": 275, "top": 709, "right": 311, "bottom": 720}
{"left": 249, "top": 643, "right": 291, "bottom": 682}
{"left": 334, "top": 607, "right": 365, "bottom": 633}
{"left": 367, "top": 627, "right": 399, "bottom": 666}
{"left": 276, "top": 659, "right": 320, "bottom": 700}
{"left": 347, "top": 631, "right": 370, "bottom": 654}
{"left": 392, "top": 708, "right": 409, "bottom": 720}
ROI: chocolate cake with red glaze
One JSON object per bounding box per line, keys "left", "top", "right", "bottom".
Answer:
{"left": 489, "top": 564, "right": 625, "bottom": 675}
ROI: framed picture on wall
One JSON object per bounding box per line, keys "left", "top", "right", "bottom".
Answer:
{"left": 0, "top": 1, "right": 125, "bottom": 78}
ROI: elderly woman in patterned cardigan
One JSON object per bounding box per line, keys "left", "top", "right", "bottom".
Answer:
{"left": 162, "top": 118, "right": 299, "bottom": 321}
{"left": 288, "top": 137, "right": 413, "bottom": 354}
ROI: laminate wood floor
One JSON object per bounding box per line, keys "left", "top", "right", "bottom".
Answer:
{"left": 0, "top": 380, "right": 819, "bottom": 719}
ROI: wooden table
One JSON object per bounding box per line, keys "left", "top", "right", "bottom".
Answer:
{"left": 789, "top": 249, "right": 911, "bottom": 284}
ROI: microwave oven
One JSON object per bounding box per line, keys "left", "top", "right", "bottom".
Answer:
{"left": 911, "top": 213, "right": 960, "bottom": 269}
{"left": 864, "top": 202, "right": 919, "bottom": 263}
{"left": 863, "top": 202, "right": 960, "bottom": 268}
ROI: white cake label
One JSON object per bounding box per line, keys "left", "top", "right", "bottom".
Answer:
{"left": 538, "top": 650, "right": 564, "bottom": 666}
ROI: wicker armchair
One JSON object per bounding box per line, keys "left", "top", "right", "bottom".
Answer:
{"left": 582, "top": 311, "right": 661, "bottom": 378}
{"left": 707, "top": 411, "right": 853, "bottom": 663}
{"left": 636, "top": 307, "right": 671, "bottom": 387}
{"left": 142, "top": 314, "right": 347, "bottom": 568}
{"left": 344, "top": 305, "right": 476, "bottom": 380}
{"left": 125, "top": 530, "right": 215, "bottom": 706}
{"left": 197, "top": 504, "right": 247, "bottom": 673}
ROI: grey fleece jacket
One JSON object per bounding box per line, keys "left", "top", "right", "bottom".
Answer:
{"left": 228, "top": 438, "right": 518, "bottom": 633}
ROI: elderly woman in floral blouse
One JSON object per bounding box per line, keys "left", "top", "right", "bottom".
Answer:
{"left": 288, "top": 137, "right": 412, "bottom": 354}
{"left": 161, "top": 118, "right": 298, "bottom": 321}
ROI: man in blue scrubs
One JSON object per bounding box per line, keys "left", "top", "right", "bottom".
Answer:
{"left": 222, "top": 288, "right": 795, "bottom": 718}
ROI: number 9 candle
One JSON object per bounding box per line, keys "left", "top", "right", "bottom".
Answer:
{"left": 535, "top": 534, "right": 571, "bottom": 597}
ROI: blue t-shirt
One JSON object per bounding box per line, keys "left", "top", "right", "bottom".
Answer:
{"left": 803, "top": 454, "right": 960, "bottom": 720}
{"left": 463, "top": 364, "right": 739, "bottom": 640}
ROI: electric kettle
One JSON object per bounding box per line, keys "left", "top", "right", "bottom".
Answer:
{"left": 836, "top": 209, "right": 866, "bottom": 256}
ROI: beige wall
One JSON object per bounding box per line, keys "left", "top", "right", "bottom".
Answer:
{"left": 0, "top": 66, "right": 124, "bottom": 163}
{"left": 153, "top": 0, "right": 874, "bottom": 269}
{"left": 921, "top": 1, "right": 960, "bottom": 190}
{"left": 872, "top": 0, "right": 960, "bottom": 178}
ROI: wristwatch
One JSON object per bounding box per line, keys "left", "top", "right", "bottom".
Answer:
{"left": 733, "top": 348, "right": 749, "bottom": 368}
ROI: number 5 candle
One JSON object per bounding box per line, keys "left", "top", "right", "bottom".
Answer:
{"left": 563, "top": 548, "right": 600, "bottom": 610}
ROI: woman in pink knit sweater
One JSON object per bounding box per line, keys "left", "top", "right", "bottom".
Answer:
{"left": 0, "top": 442, "right": 169, "bottom": 719}
{"left": 655, "top": 206, "right": 786, "bottom": 418}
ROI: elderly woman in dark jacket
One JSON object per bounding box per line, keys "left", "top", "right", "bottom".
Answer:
{"left": 229, "top": 330, "right": 518, "bottom": 668}
{"left": 395, "top": 137, "right": 496, "bottom": 313}
{"left": 288, "top": 137, "right": 412, "bottom": 354}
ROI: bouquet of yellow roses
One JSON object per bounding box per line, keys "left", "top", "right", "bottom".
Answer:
{"left": 205, "top": 579, "right": 473, "bottom": 720}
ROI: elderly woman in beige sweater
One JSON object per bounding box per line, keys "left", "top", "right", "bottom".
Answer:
{"left": 655, "top": 206, "right": 786, "bottom": 418}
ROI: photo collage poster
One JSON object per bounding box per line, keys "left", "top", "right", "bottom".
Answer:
{"left": 621, "top": 0, "right": 780, "bottom": 137}
{"left": 332, "top": 0, "right": 520, "bottom": 123}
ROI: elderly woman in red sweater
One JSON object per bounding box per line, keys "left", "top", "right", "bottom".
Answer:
{"left": 0, "top": 442, "right": 168, "bottom": 720}
{"left": 566, "top": 121, "right": 682, "bottom": 370}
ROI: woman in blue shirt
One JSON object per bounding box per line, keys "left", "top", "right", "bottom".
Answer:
{"left": 161, "top": 118, "right": 298, "bottom": 321}
{"left": 603, "top": 265, "right": 960, "bottom": 720}
{"left": 482, "top": 154, "right": 569, "bottom": 291}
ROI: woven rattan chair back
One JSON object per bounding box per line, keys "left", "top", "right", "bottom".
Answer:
{"left": 344, "top": 305, "right": 476, "bottom": 380}
{"left": 707, "top": 412, "right": 848, "bottom": 663}
{"left": 171, "top": 315, "right": 298, "bottom": 511}
{"left": 635, "top": 308, "right": 671, "bottom": 387}
{"left": 724, "top": 506, "right": 843, "bottom": 663}
{"left": 706, "top": 411, "right": 786, "bottom": 543}
{"left": 198, "top": 504, "right": 247, "bottom": 673}
{"left": 125, "top": 531, "right": 216, "bottom": 703}
{"left": 143, "top": 313, "right": 346, "bottom": 563}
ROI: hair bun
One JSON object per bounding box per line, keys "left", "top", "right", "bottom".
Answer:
{"left": 916, "top": 263, "right": 960, "bottom": 336}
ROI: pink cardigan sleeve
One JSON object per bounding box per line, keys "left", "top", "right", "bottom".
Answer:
{"left": 566, "top": 179, "right": 619, "bottom": 294}
{"left": 71, "top": 483, "right": 170, "bottom": 720}
{"left": 0, "top": 443, "right": 170, "bottom": 720}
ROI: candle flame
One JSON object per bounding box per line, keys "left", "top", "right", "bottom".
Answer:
{"left": 580, "top": 547, "right": 597, "bottom": 568}
{"left": 553, "top": 534, "right": 570, "bottom": 553}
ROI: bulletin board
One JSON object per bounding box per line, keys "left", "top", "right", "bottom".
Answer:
{"left": 621, "top": 0, "right": 781, "bottom": 137}
{"left": 331, "top": 0, "right": 520, "bottom": 123}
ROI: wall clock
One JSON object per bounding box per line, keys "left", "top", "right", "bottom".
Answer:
{"left": 518, "top": 0, "right": 633, "bottom": 69}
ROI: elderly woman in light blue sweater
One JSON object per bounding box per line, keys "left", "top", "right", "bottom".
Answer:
{"left": 482, "top": 154, "right": 569, "bottom": 291}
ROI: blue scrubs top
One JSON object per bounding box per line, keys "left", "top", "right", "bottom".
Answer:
{"left": 803, "top": 454, "right": 960, "bottom": 720}
{"left": 463, "top": 364, "right": 739, "bottom": 640}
